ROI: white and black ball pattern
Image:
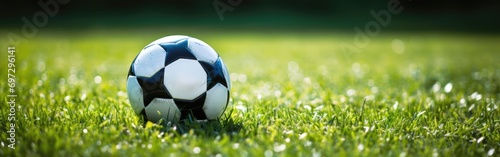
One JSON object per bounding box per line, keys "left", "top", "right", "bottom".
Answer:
{"left": 126, "top": 35, "right": 231, "bottom": 123}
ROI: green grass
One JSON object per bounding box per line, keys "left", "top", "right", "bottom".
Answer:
{"left": 1, "top": 28, "right": 499, "bottom": 156}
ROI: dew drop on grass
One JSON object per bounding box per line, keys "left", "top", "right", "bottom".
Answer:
{"left": 393, "top": 101, "right": 399, "bottom": 110}
{"left": 305, "top": 141, "right": 312, "bottom": 147}
{"left": 477, "top": 137, "right": 484, "bottom": 143}
{"left": 459, "top": 98, "right": 467, "bottom": 108}
{"left": 285, "top": 138, "right": 290, "bottom": 143}
{"left": 299, "top": 133, "right": 307, "bottom": 140}
{"left": 470, "top": 92, "right": 482, "bottom": 100}
{"left": 193, "top": 147, "right": 201, "bottom": 154}
{"left": 274, "top": 90, "right": 282, "bottom": 97}
{"left": 232, "top": 143, "right": 239, "bottom": 149}
{"left": 83, "top": 129, "right": 88, "bottom": 134}
{"left": 117, "top": 91, "right": 126, "bottom": 97}
{"left": 94, "top": 76, "right": 102, "bottom": 84}
{"left": 235, "top": 105, "right": 247, "bottom": 112}
{"left": 312, "top": 149, "right": 321, "bottom": 157}
{"left": 340, "top": 96, "right": 346, "bottom": 103}
{"left": 476, "top": 94, "right": 482, "bottom": 101}
{"left": 274, "top": 144, "right": 286, "bottom": 152}
{"left": 417, "top": 111, "right": 426, "bottom": 117}
{"left": 265, "top": 150, "right": 273, "bottom": 157}
{"left": 315, "top": 105, "right": 324, "bottom": 111}
{"left": 488, "top": 148, "right": 495, "bottom": 156}
{"left": 444, "top": 83, "right": 453, "bottom": 93}
{"left": 357, "top": 144, "right": 364, "bottom": 151}
{"left": 468, "top": 104, "right": 475, "bottom": 111}
{"left": 432, "top": 149, "right": 438, "bottom": 157}
{"left": 101, "top": 145, "right": 110, "bottom": 153}
{"left": 303, "top": 77, "right": 311, "bottom": 84}
{"left": 256, "top": 114, "right": 262, "bottom": 119}
{"left": 346, "top": 89, "right": 356, "bottom": 96}
{"left": 400, "top": 152, "right": 407, "bottom": 157}
{"left": 64, "top": 96, "right": 71, "bottom": 102}
{"left": 364, "top": 126, "right": 370, "bottom": 133}
{"left": 303, "top": 105, "right": 311, "bottom": 110}
{"left": 432, "top": 83, "right": 441, "bottom": 93}
{"left": 80, "top": 93, "right": 87, "bottom": 100}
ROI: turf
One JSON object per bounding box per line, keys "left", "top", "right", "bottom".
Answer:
{"left": 1, "top": 28, "right": 499, "bottom": 156}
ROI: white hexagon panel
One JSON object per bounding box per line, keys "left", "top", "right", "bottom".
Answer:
{"left": 163, "top": 59, "right": 207, "bottom": 100}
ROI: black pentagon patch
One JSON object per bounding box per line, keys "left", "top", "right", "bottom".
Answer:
{"left": 136, "top": 68, "right": 172, "bottom": 106}
{"left": 159, "top": 39, "right": 197, "bottom": 66}
{"left": 199, "top": 58, "right": 228, "bottom": 90}
{"left": 174, "top": 93, "right": 207, "bottom": 120}
{"left": 128, "top": 64, "right": 135, "bottom": 77}
{"left": 128, "top": 55, "right": 138, "bottom": 77}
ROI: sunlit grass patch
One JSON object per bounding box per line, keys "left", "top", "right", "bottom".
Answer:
{"left": 0, "top": 29, "right": 499, "bottom": 156}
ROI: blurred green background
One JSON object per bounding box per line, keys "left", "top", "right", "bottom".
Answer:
{"left": 2, "top": 0, "right": 500, "bottom": 31}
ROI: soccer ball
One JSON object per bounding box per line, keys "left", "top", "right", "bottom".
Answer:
{"left": 126, "top": 35, "right": 231, "bottom": 124}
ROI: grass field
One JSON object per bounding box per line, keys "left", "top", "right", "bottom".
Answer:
{"left": 1, "top": 28, "right": 499, "bottom": 156}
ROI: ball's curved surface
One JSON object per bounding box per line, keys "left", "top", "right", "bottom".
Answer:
{"left": 126, "top": 35, "right": 230, "bottom": 123}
